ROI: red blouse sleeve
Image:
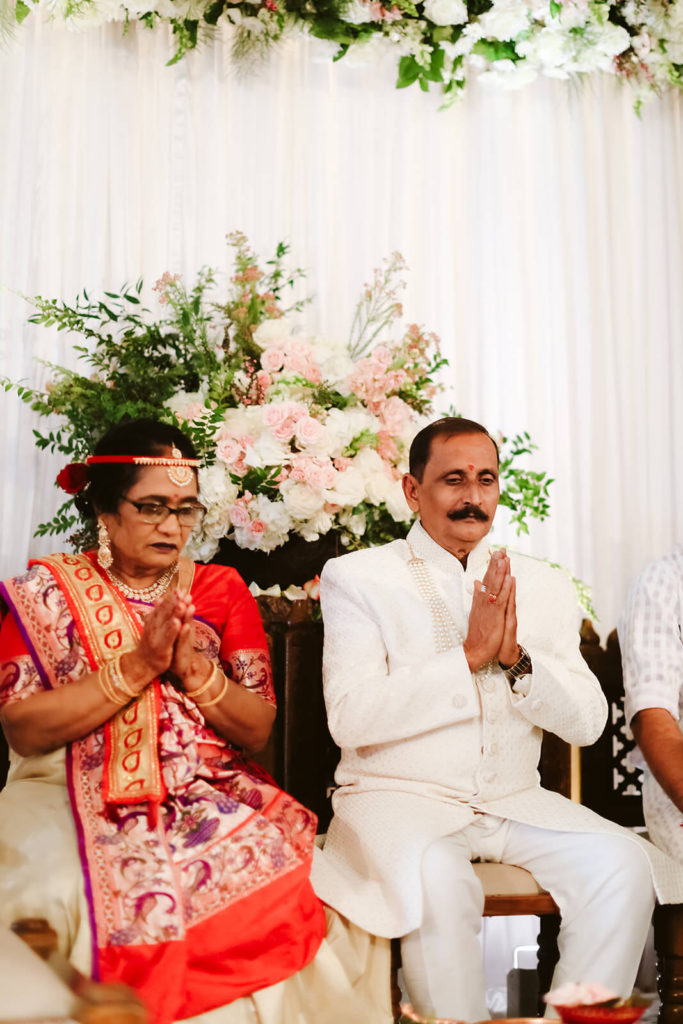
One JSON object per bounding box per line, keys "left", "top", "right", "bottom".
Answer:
{"left": 191, "top": 564, "right": 275, "bottom": 707}
{"left": 0, "top": 612, "right": 46, "bottom": 708}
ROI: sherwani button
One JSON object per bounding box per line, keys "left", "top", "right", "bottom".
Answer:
{"left": 531, "top": 699, "right": 543, "bottom": 711}
{"left": 487, "top": 744, "right": 498, "bottom": 756}
{"left": 481, "top": 679, "right": 495, "bottom": 693}
{"left": 482, "top": 772, "right": 496, "bottom": 784}
{"left": 453, "top": 694, "right": 467, "bottom": 708}
{"left": 486, "top": 710, "right": 498, "bottom": 723}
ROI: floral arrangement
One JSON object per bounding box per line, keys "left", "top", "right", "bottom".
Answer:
{"left": 8, "top": 0, "right": 683, "bottom": 108}
{"left": 3, "top": 232, "right": 553, "bottom": 566}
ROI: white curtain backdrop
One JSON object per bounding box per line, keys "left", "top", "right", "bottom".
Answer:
{"left": 1, "top": 14, "right": 681, "bottom": 629}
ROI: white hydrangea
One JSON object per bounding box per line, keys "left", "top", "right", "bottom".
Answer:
{"left": 477, "top": 0, "right": 530, "bottom": 41}
{"left": 317, "top": 406, "right": 379, "bottom": 458}
{"left": 423, "top": 0, "right": 468, "bottom": 26}
{"left": 298, "top": 509, "right": 334, "bottom": 541}
{"left": 243, "top": 432, "right": 290, "bottom": 469}
{"left": 476, "top": 57, "right": 539, "bottom": 87}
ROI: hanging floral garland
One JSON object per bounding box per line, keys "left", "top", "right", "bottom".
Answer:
{"left": 9, "top": 0, "right": 683, "bottom": 108}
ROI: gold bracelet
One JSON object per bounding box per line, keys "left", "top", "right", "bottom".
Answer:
{"left": 195, "top": 671, "right": 229, "bottom": 708}
{"left": 108, "top": 656, "right": 138, "bottom": 699}
{"left": 96, "top": 666, "right": 128, "bottom": 706}
{"left": 187, "top": 660, "right": 218, "bottom": 700}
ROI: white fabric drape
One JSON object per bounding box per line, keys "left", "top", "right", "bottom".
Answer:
{"left": 1, "top": 15, "right": 681, "bottom": 629}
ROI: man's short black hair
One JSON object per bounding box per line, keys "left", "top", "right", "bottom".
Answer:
{"left": 408, "top": 417, "right": 499, "bottom": 482}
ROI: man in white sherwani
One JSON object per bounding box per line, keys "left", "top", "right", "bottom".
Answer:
{"left": 311, "top": 417, "right": 657, "bottom": 1023}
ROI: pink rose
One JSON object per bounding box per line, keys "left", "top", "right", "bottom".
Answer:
{"left": 230, "top": 503, "right": 251, "bottom": 528}
{"left": 261, "top": 348, "right": 285, "bottom": 373}
{"left": 294, "top": 415, "right": 324, "bottom": 448}
{"left": 249, "top": 520, "right": 265, "bottom": 536}
{"left": 216, "top": 439, "right": 243, "bottom": 465}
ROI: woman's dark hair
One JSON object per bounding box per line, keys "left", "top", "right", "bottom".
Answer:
{"left": 76, "top": 418, "right": 198, "bottom": 519}
{"left": 408, "top": 417, "right": 499, "bottom": 482}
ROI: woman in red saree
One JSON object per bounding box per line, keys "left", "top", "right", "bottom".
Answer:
{"left": 0, "top": 419, "right": 390, "bottom": 1024}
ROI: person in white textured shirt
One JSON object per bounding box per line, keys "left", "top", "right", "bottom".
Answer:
{"left": 620, "top": 546, "right": 683, "bottom": 860}
{"left": 311, "top": 416, "right": 667, "bottom": 1024}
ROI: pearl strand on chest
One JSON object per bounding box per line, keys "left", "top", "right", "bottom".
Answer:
{"left": 406, "top": 544, "right": 494, "bottom": 685}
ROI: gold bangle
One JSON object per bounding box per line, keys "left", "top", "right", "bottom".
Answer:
{"left": 187, "top": 660, "right": 218, "bottom": 700}
{"left": 108, "top": 656, "right": 138, "bottom": 699}
{"left": 195, "top": 671, "right": 229, "bottom": 708}
{"left": 96, "top": 666, "right": 128, "bottom": 706}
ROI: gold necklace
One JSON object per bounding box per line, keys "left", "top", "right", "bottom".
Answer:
{"left": 103, "top": 561, "right": 179, "bottom": 602}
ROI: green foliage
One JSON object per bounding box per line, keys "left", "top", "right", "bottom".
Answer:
{"left": 497, "top": 431, "right": 553, "bottom": 534}
{"left": 10, "top": 236, "right": 553, "bottom": 559}
{"left": 471, "top": 38, "right": 520, "bottom": 62}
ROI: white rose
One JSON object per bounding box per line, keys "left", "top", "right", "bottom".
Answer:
{"left": 280, "top": 480, "right": 326, "bottom": 520}
{"left": 353, "top": 448, "right": 393, "bottom": 505}
{"left": 165, "top": 386, "right": 207, "bottom": 418}
{"left": 423, "top": 0, "right": 468, "bottom": 26}
{"left": 324, "top": 465, "right": 367, "bottom": 509}
{"left": 250, "top": 494, "right": 293, "bottom": 540}
{"left": 593, "top": 22, "right": 631, "bottom": 57}
{"left": 298, "top": 510, "right": 334, "bottom": 542}
{"left": 339, "top": 509, "right": 368, "bottom": 536}
{"left": 478, "top": 0, "right": 530, "bottom": 40}
{"left": 243, "top": 433, "right": 289, "bottom": 469}
{"left": 184, "top": 533, "right": 220, "bottom": 563}
{"left": 385, "top": 479, "right": 414, "bottom": 523}
{"left": 252, "top": 317, "right": 295, "bottom": 350}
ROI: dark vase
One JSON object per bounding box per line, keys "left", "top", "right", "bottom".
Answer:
{"left": 210, "top": 532, "right": 345, "bottom": 588}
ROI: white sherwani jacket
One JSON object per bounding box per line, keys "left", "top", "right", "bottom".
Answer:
{"left": 311, "top": 522, "right": 683, "bottom": 937}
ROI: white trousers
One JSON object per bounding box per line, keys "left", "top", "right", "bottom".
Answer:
{"left": 400, "top": 815, "right": 655, "bottom": 1023}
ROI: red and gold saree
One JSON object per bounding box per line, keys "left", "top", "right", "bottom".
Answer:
{"left": 0, "top": 553, "right": 326, "bottom": 1024}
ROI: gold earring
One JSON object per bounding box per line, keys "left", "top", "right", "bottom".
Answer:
{"left": 97, "top": 521, "right": 113, "bottom": 569}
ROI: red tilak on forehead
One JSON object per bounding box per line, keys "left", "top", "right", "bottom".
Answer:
{"left": 468, "top": 464, "right": 474, "bottom": 470}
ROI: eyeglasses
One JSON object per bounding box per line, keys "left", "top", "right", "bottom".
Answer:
{"left": 121, "top": 497, "right": 206, "bottom": 527}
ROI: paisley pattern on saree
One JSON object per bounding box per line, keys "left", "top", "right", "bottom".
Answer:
{"left": 0, "top": 564, "right": 90, "bottom": 697}
{"left": 0, "top": 557, "right": 317, "bottom": 954}
{"left": 37, "top": 554, "right": 165, "bottom": 808}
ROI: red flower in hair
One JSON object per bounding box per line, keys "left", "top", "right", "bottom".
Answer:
{"left": 56, "top": 462, "right": 88, "bottom": 494}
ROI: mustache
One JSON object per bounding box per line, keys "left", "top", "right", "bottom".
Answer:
{"left": 447, "top": 504, "right": 489, "bottom": 522}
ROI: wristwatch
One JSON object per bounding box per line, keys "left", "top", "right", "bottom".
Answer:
{"left": 500, "top": 645, "right": 532, "bottom": 687}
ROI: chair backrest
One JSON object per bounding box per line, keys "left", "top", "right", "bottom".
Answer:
{"left": 0, "top": 609, "right": 640, "bottom": 834}
{"left": 578, "top": 620, "right": 644, "bottom": 828}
